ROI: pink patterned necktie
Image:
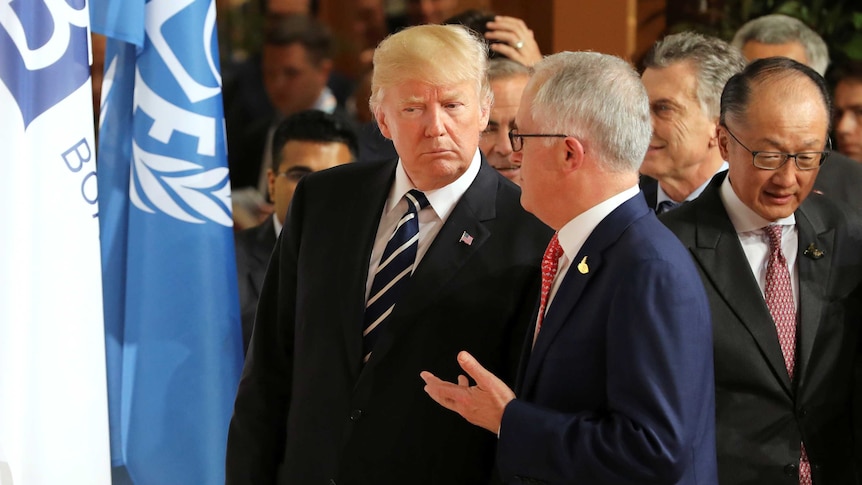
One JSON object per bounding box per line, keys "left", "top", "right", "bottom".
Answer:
{"left": 534, "top": 233, "right": 564, "bottom": 343}
{"left": 763, "top": 225, "right": 810, "bottom": 485}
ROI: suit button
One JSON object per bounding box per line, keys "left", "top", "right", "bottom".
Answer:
{"left": 784, "top": 463, "right": 798, "bottom": 477}
{"left": 328, "top": 479, "right": 336, "bottom": 485}
{"left": 349, "top": 409, "right": 363, "bottom": 421}
{"left": 798, "top": 407, "right": 807, "bottom": 417}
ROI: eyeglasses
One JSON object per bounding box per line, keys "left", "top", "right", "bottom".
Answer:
{"left": 508, "top": 129, "right": 569, "bottom": 152}
{"left": 723, "top": 126, "right": 830, "bottom": 171}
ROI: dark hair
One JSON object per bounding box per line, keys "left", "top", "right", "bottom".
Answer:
{"left": 720, "top": 57, "right": 831, "bottom": 127}
{"left": 271, "top": 110, "right": 359, "bottom": 168}
{"left": 263, "top": 13, "right": 333, "bottom": 65}
{"left": 827, "top": 60, "right": 862, "bottom": 88}
{"left": 442, "top": 9, "right": 504, "bottom": 60}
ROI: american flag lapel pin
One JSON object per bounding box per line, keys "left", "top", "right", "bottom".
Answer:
{"left": 459, "top": 231, "right": 474, "bottom": 246}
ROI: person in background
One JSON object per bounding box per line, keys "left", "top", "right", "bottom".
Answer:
{"left": 829, "top": 60, "right": 862, "bottom": 163}
{"left": 227, "top": 13, "right": 357, "bottom": 229}
{"left": 732, "top": 13, "right": 862, "bottom": 210}
{"left": 422, "top": 51, "right": 718, "bottom": 485}
{"left": 639, "top": 32, "right": 746, "bottom": 213}
{"left": 661, "top": 57, "right": 862, "bottom": 485}
{"left": 480, "top": 58, "right": 530, "bottom": 184}
{"left": 234, "top": 110, "right": 357, "bottom": 355}
{"left": 226, "top": 24, "right": 552, "bottom": 484}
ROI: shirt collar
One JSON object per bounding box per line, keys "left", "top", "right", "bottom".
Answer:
{"left": 385, "top": 148, "right": 482, "bottom": 221}
{"left": 656, "top": 161, "right": 729, "bottom": 205}
{"left": 557, "top": 185, "right": 640, "bottom": 261}
{"left": 272, "top": 212, "right": 283, "bottom": 238}
{"left": 719, "top": 173, "right": 795, "bottom": 233}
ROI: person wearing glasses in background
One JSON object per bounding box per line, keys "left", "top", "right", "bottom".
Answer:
{"left": 422, "top": 51, "right": 718, "bottom": 485}
{"left": 234, "top": 109, "right": 357, "bottom": 355}
{"left": 661, "top": 57, "right": 862, "bottom": 485}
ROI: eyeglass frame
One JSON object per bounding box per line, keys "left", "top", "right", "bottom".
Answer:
{"left": 721, "top": 125, "right": 831, "bottom": 171}
{"left": 508, "top": 129, "right": 569, "bottom": 152}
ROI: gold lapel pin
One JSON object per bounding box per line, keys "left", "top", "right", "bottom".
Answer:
{"left": 577, "top": 256, "right": 589, "bottom": 274}
{"left": 802, "top": 243, "right": 824, "bottom": 259}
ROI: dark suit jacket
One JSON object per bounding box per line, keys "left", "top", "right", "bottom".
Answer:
{"left": 226, "top": 158, "right": 553, "bottom": 484}
{"left": 497, "top": 193, "right": 718, "bottom": 485}
{"left": 660, "top": 172, "right": 862, "bottom": 485}
{"left": 814, "top": 151, "right": 862, "bottom": 211}
{"left": 234, "top": 217, "right": 277, "bottom": 355}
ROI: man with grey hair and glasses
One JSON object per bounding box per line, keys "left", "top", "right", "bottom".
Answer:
{"left": 733, "top": 13, "right": 862, "bottom": 210}
{"left": 422, "top": 51, "right": 718, "bottom": 485}
{"left": 640, "top": 31, "right": 746, "bottom": 213}
{"left": 661, "top": 57, "right": 862, "bottom": 485}
{"left": 480, "top": 57, "right": 531, "bottom": 185}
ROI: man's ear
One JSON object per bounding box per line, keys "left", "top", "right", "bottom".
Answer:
{"left": 563, "top": 136, "right": 585, "bottom": 172}
{"left": 717, "top": 125, "right": 730, "bottom": 160}
{"left": 708, "top": 119, "right": 720, "bottom": 148}
{"left": 375, "top": 108, "right": 392, "bottom": 139}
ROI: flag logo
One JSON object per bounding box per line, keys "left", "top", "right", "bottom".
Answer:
{"left": 459, "top": 231, "right": 474, "bottom": 246}
{"left": 0, "top": 0, "right": 91, "bottom": 128}
{"left": 104, "top": 0, "right": 232, "bottom": 226}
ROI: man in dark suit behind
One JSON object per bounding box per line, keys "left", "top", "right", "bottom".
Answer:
{"left": 661, "top": 57, "right": 862, "bottom": 484}
{"left": 423, "top": 51, "right": 718, "bottom": 485}
{"left": 226, "top": 24, "right": 552, "bottom": 484}
{"left": 234, "top": 110, "right": 358, "bottom": 355}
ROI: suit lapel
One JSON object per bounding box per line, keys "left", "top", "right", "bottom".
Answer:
{"left": 364, "top": 162, "right": 497, "bottom": 369}
{"left": 520, "top": 194, "right": 648, "bottom": 397}
{"left": 335, "top": 161, "right": 397, "bottom": 380}
{"left": 794, "top": 202, "right": 833, "bottom": 389}
{"left": 688, "top": 181, "right": 793, "bottom": 395}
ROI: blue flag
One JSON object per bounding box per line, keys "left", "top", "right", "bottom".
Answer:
{"left": 92, "top": 0, "right": 243, "bottom": 483}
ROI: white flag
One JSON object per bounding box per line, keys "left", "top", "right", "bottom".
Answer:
{"left": 0, "top": 1, "right": 111, "bottom": 484}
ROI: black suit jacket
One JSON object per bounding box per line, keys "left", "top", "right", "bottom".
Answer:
{"left": 813, "top": 151, "right": 862, "bottom": 212}
{"left": 234, "top": 217, "right": 277, "bottom": 355}
{"left": 661, "top": 172, "right": 862, "bottom": 485}
{"left": 226, "top": 158, "right": 553, "bottom": 484}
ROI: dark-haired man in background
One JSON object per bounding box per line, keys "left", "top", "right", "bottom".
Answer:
{"left": 234, "top": 110, "right": 357, "bottom": 355}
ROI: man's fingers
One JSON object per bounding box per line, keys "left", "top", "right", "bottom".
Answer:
{"left": 456, "top": 351, "right": 498, "bottom": 389}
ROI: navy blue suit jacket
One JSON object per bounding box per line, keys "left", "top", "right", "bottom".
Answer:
{"left": 497, "top": 192, "right": 718, "bottom": 485}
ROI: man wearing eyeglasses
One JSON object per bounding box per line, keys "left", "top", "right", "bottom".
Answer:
{"left": 234, "top": 110, "right": 357, "bottom": 355}
{"left": 422, "top": 51, "right": 718, "bottom": 484}
{"left": 661, "top": 57, "right": 862, "bottom": 485}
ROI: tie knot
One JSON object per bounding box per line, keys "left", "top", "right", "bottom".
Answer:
{"left": 405, "top": 189, "right": 429, "bottom": 213}
{"left": 656, "top": 199, "right": 681, "bottom": 214}
{"left": 764, "top": 225, "right": 783, "bottom": 251}
{"left": 545, "top": 233, "right": 564, "bottom": 261}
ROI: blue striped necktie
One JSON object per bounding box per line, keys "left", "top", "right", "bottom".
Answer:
{"left": 363, "top": 189, "right": 429, "bottom": 364}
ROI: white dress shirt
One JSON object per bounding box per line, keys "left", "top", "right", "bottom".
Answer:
{"left": 546, "top": 185, "right": 641, "bottom": 311}
{"left": 719, "top": 175, "right": 799, "bottom": 308}
{"left": 364, "top": 149, "right": 481, "bottom": 301}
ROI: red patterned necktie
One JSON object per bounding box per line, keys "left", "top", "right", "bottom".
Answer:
{"left": 763, "top": 225, "right": 810, "bottom": 485}
{"left": 534, "top": 233, "right": 564, "bottom": 343}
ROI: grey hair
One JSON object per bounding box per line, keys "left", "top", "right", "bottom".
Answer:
{"left": 487, "top": 57, "right": 531, "bottom": 83}
{"left": 731, "top": 14, "right": 830, "bottom": 76}
{"left": 643, "top": 32, "right": 746, "bottom": 120}
{"left": 528, "top": 51, "right": 651, "bottom": 173}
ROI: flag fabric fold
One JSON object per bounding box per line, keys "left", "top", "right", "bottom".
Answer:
{"left": 0, "top": 1, "right": 111, "bottom": 484}
{"left": 92, "top": 0, "right": 243, "bottom": 482}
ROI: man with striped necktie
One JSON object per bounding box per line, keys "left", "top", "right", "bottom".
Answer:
{"left": 226, "top": 24, "right": 552, "bottom": 484}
